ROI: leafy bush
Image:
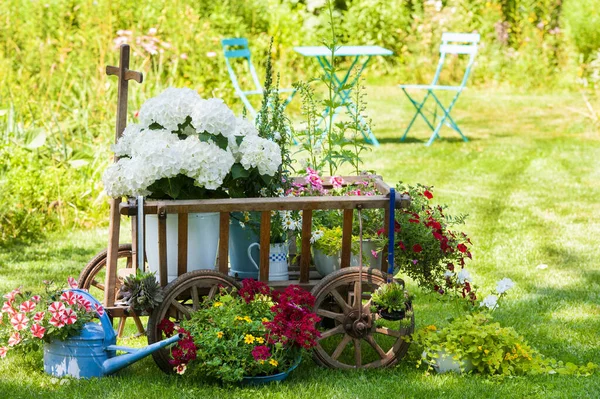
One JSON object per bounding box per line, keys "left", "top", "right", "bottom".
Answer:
{"left": 562, "top": 0, "right": 600, "bottom": 61}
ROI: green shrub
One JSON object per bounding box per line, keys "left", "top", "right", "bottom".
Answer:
{"left": 562, "top": 0, "right": 600, "bottom": 60}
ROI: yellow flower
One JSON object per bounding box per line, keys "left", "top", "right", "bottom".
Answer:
{"left": 213, "top": 302, "right": 223, "bottom": 308}
{"left": 256, "top": 337, "right": 264, "bottom": 344}
{"left": 235, "top": 316, "right": 243, "bottom": 321}
{"left": 262, "top": 318, "right": 269, "bottom": 323}
{"left": 244, "top": 334, "right": 255, "bottom": 344}
{"left": 244, "top": 316, "right": 252, "bottom": 323}
{"left": 478, "top": 346, "right": 482, "bottom": 351}
{"left": 426, "top": 325, "right": 437, "bottom": 331}
{"left": 484, "top": 350, "right": 489, "bottom": 355}
{"left": 259, "top": 360, "right": 265, "bottom": 365}
{"left": 217, "top": 331, "right": 223, "bottom": 339}
{"left": 269, "top": 359, "right": 278, "bottom": 367}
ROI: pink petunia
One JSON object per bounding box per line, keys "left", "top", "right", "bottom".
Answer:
{"left": 30, "top": 324, "right": 46, "bottom": 339}
{"left": 19, "top": 301, "right": 36, "bottom": 313}
{"left": 62, "top": 309, "right": 78, "bottom": 325}
{"left": 33, "top": 312, "right": 45, "bottom": 322}
{"left": 8, "top": 332, "right": 21, "bottom": 347}
{"left": 330, "top": 176, "right": 344, "bottom": 189}
{"left": 94, "top": 303, "right": 104, "bottom": 317}
{"left": 76, "top": 295, "right": 92, "bottom": 312}
{"left": 2, "top": 302, "right": 16, "bottom": 316}
{"left": 371, "top": 250, "right": 379, "bottom": 259}
{"left": 3, "top": 288, "right": 20, "bottom": 303}
{"left": 10, "top": 313, "right": 29, "bottom": 331}
{"left": 67, "top": 277, "right": 78, "bottom": 289}
{"left": 60, "top": 291, "right": 76, "bottom": 305}
{"left": 30, "top": 295, "right": 41, "bottom": 303}
{"left": 49, "top": 315, "right": 65, "bottom": 329}
{"left": 48, "top": 301, "right": 66, "bottom": 316}
{"left": 0, "top": 346, "right": 8, "bottom": 358}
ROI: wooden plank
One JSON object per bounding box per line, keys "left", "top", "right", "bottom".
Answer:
{"left": 104, "top": 198, "right": 122, "bottom": 308}
{"left": 300, "top": 210, "right": 312, "bottom": 283}
{"left": 382, "top": 206, "right": 390, "bottom": 273}
{"left": 218, "top": 212, "right": 229, "bottom": 274}
{"left": 157, "top": 207, "right": 168, "bottom": 287}
{"left": 340, "top": 209, "right": 354, "bottom": 269}
{"left": 177, "top": 213, "right": 188, "bottom": 277}
{"left": 259, "top": 211, "right": 271, "bottom": 282}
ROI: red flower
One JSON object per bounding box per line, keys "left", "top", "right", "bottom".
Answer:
{"left": 457, "top": 243, "right": 468, "bottom": 253}
{"left": 412, "top": 244, "right": 423, "bottom": 253}
{"left": 251, "top": 345, "right": 271, "bottom": 361}
{"left": 408, "top": 218, "right": 420, "bottom": 224}
{"left": 158, "top": 319, "right": 175, "bottom": 337}
{"left": 398, "top": 241, "right": 406, "bottom": 251}
{"left": 239, "top": 279, "right": 272, "bottom": 304}
{"left": 423, "top": 190, "right": 433, "bottom": 199}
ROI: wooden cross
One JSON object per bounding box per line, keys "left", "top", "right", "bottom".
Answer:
{"left": 106, "top": 44, "right": 143, "bottom": 146}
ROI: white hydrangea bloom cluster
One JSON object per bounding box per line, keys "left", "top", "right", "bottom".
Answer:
{"left": 112, "top": 125, "right": 180, "bottom": 158}
{"left": 190, "top": 98, "right": 237, "bottom": 138}
{"left": 238, "top": 135, "right": 282, "bottom": 176}
{"left": 138, "top": 88, "right": 202, "bottom": 132}
{"left": 229, "top": 116, "right": 259, "bottom": 159}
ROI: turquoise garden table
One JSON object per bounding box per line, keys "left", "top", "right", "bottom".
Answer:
{"left": 294, "top": 45, "right": 393, "bottom": 147}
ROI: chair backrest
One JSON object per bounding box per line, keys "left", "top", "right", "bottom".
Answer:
{"left": 431, "top": 32, "right": 480, "bottom": 88}
{"left": 221, "top": 38, "right": 262, "bottom": 94}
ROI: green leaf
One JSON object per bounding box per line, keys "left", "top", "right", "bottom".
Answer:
{"left": 231, "top": 163, "right": 250, "bottom": 180}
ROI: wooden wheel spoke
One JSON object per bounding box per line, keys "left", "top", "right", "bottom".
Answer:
{"left": 207, "top": 285, "right": 218, "bottom": 299}
{"left": 354, "top": 339, "right": 362, "bottom": 367}
{"left": 316, "top": 309, "right": 345, "bottom": 323}
{"left": 375, "top": 326, "right": 403, "bottom": 338}
{"left": 91, "top": 280, "right": 105, "bottom": 291}
{"left": 330, "top": 289, "right": 352, "bottom": 312}
{"left": 365, "top": 335, "right": 388, "bottom": 359}
{"left": 170, "top": 299, "right": 191, "bottom": 319}
{"left": 353, "top": 281, "right": 362, "bottom": 309}
{"left": 332, "top": 334, "right": 352, "bottom": 360}
{"left": 318, "top": 325, "right": 345, "bottom": 340}
{"left": 191, "top": 286, "right": 200, "bottom": 311}
{"left": 362, "top": 298, "right": 373, "bottom": 315}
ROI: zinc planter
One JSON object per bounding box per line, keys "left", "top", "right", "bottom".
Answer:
{"left": 247, "top": 242, "right": 289, "bottom": 281}
{"left": 241, "top": 356, "right": 301, "bottom": 385}
{"left": 313, "top": 249, "right": 360, "bottom": 277}
{"left": 229, "top": 213, "right": 260, "bottom": 279}
{"left": 145, "top": 212, "right": 220, "bottom": 283}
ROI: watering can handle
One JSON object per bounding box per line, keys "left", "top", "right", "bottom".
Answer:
{"left": 68, "top": 288, "right": 117, "bottom": 347}
{"left": 247, "top": 243, "right": 260, "bottom": 270}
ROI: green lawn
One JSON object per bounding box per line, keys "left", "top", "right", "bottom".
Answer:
{"left": 1, "top": 84, "right": 599, "bottom": 398}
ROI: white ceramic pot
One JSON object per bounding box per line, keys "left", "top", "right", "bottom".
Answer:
{"left": 247, "top": 242, "right": 289, "bottom": 281}
{"left": 145, "top": 212, "right": 220, "bottom": 283}
{"left": 313, "top": 248, "right": 360, "bottom": 277}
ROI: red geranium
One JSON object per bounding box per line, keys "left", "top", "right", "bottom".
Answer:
{"left": 412, "top": 244, "right": 423, "bottom": 253}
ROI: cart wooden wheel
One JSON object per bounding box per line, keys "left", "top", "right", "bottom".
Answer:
{"left": 147, "top": 270, "right": 240, "bottom": 373}
{"left": 78, "top": 244, "right": 136, "bottom": 303}
{"left": 311, "top": 267, "right": 414, "bottom": 369}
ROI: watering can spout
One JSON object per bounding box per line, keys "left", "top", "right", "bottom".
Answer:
{"left": 102, "top": 333, "right": 181, "bottom": 376}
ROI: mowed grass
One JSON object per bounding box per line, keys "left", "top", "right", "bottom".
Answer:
{"left": 1, "top": 83, "right": 599, "bottom": 398}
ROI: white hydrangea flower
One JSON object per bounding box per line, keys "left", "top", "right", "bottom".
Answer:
{"left": 180, "top": 136, "right": 235, "bottom": 190}
{"left": 190, "top": 98, "right": 236, "bottom": 138}
{"left": 238, "top": 135, "right": 282, "bottom": 176}
{"left": 496, "top": 278, "right": 515, "bottom": 294}
{"left": 138, "top": 88, "right": 202, "bottom": 132}
{"left": 229, "top": 116, "right": 259, "bottom": 160}
{"left": 457, "top": 268, "right": 471, "bottom": 284}
{"left": 112, "top": 124, "right": 146, "bottom": 157}
{"left": 480, "top": 295, "right": 498, "bottom": 310}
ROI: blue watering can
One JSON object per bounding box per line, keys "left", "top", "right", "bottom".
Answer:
{"left": 43, "top": 289, "right": 180, "bottom": 379}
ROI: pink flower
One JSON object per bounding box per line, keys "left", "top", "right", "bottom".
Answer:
{"left": 0, "top": 346, "right": 8, "bottom": 358}
{"left": 8, "top": 332, "right": 21, "bottom": 347}
{"left": 33, "top": 312, "right": 45, "bottom": 322}
{"left": 77, "top": 297, "right": 92, "bottom": 312}
{"left": 60, "top": 291, "right": 76, "bottom": 305}
{"left": 30, "top": 324, "right": 46, "bottom": 339}
{"left": 62, "top": 309, "right": 78, "bottom": 325}
{"left": 94, "top": 303, "right": 105, "bottom": 317}
{"left": 371, "top": 250, "right": 379, "bottom": 259}
{"left": 48, "top": 301, "right": 66, "bottom": 316}
{"left": 49, "top": 315, "right": 65, "bottom": 329}
{"left": 30, "top": 295, "right": 41, "bottom": 303}
{"left": 67, "top": 277, "right": 78, "bottom": 289}
{"left": 10, "top": 313, "right": 29, "bottom": 331}
{"left": 19, "top": 301, "right": 36, "bottom": 313}
{"left": 2, "top": 302, "right": 16, "bottom": 316}
{"left": 3, "top": 289, "right": 19, "bottom": 303}
{"left": 330, "top": 176, "right": 344, "bottom": 189}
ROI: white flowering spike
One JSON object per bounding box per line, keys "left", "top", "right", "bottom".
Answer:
{"left": 191, "top": 98, "right": 237, "bottom": 138}
{"left": 138, "top": 88, "right": 202, "bottom": 132}
{"left": 480, "top": 295, "right": 498, "bottom": 310}
{"left": 457, "top": 269, "right": 471, "bottom": 284}
{"left": 496, "top": 278, "right": 515, "bottom": 294}
{"left": 238, "top": 135, "right": 282, "bottom": 176}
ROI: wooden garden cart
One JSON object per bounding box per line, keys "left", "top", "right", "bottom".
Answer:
{"left": 79, "top": 44, "right": 414, "bottom": 371}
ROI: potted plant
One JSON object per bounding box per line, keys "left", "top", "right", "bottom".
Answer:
{"left": 119, "top": 271, "right": 163, "bottom": 315}
{"left": 102, "top": 88, "right": 284, "bottom": 282}
{"left": 158, "top": 279, "right": 320, "bottom": 383}
{"left": 370, "top": 282, "right": 412, "bottom": 321}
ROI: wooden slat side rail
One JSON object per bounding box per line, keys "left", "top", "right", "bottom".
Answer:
{"left": 341, "top": 209, "right": 354, "bottom": 269}
{"left": 259, "top": 211, "right": 271, "bottom": 282}
{"left": 218, "top": 212, "right": 229, "bottom": 274}
{"left": 121, "top": 195, "right": 390, "bottom": 215}
{"left": 177, "top": 213, "right": 188, "bottom": 277}
{"left": 300, "top": 210, "right": 312, "bottom": 284}
{"left": 382, "top": 207, "right": 390, "bottom": 273}
{"left": 157, "top": 206, "right": 168, "bottom": 287}
{"left": 104, "top": 198, "right": 122, "bottom": 307}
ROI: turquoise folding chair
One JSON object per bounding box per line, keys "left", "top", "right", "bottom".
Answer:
{"left": 221, "top": 38, "right": 297, "bottom": 119}
{"left": 400, "top": 32, "right": 480, "bottom": 146}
